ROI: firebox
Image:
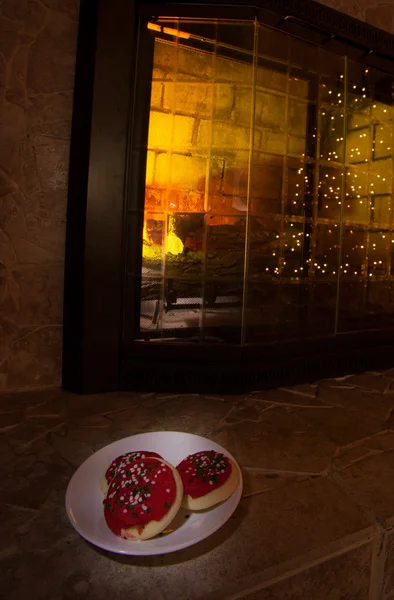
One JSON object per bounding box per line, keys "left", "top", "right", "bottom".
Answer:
{"left": 63, "top": 1, "right": 394, "bottom": 393}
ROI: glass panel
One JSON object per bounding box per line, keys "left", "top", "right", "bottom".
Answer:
{"left": 244, "top": 280, "right": 279, "bottom": 342}
{"left": 337, "top": 64, "right": 394, "bottom": 333}
{"left": 313, "top": 224, "right": 340, "bottom": 279}
{"left": 128, "top": 19, "right": 394, "bottom": 347}
{"left": 310, "top": 282, "right": 337, "bottom": 335}
{"left": 365, "top": 280, "right": 394, "bottom": 329}
{"left": 161, "top": 279, "right": 203, "bottom": 337}
{"left": 320, "top": 109, "right": 345, "bottom": 163}
{"left": 338, "top": 279, "right": 366, "bottom": 332}
{"left": 317, "top": 166, "right": 344, "bottom": 221}
{"left": 202, "top": 279, "right": 243, "bottom": 343}
{"left": 247, "top": 216, "right": 282, "bottom": 278}
{"left": 208, "top": 151, "right": 250, "bottom": 214}
{"left": 278, "top": 282, "right": 309, "bottom": 338}
{"left": 250, "top": 153, "right": 283, "bottom": 216}
{"left": 142, "top": 212, "right": 165, "bottom": 277}
{"left": 206, "top": 216, "right": 246, "bottom": 278}
{"left": 344, "top": 167, "right": 369, "bottom": 225}
{"left": 138, "top": 19, "right": 256, "bottom": 342}
{"left": 140, "top": 278, "right": 163, "bottom": 334}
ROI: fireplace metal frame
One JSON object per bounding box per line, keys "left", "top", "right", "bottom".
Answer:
{"left": 63, "top": 0, "right": 394, "bottom": 393}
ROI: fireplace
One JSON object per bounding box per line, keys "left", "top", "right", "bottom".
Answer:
{"left": 63, "top": 0, "right": 394, "bottom": 393}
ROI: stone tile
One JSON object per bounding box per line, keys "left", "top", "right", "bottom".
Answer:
{"left": 66, "top": 391, "right": 141, "bottom": 419}
{"left": 280, "top": 383, "right": 319, "bottom": 397}
{"left": 242, "top": 468, "right": 307, "bottom": 498}
{"left": 28, "top": 90, "right": 74, "bottom": 138}
{"left": 25, "top": 393, "right": 67, "bottom": 419}
{"left": 0, "top": 17, "right": 20, "bottom": 63}
{"left": 0, "top": 438, "right": 72, "bottom": 509}
{"left": 40, "top": 0, "right": 79, "bottom": 20}
{"left": 6, "top": 325, "right": 63, "bottom": 389}
{"left": 365, "top": 4, "right": 394, "bottom": 34}
{"left": 95, "top": 404, "right": 162, "bottom": 434}
{"left": 315, "top": 1, "right": 365, "bottom": 26}
{"left": 0, "top": 435, "right": 19, "bottom": 466}
{"left": 317, "top": 383, "right": 394, "bottom": 421}
{"left": 49, "top": 429, "right": 97, "bottom": 467}
{"left": 211, "top": 406, "right": 336, "bottom": 473}
{"left": 0, "top": 411, "right": 22, "bottom": 432}
{"left": 27, "top": 11, "right": 77, "bottom": 95}
{"left": 0, "top": 477, "right": 371, "bottom": 600}
{"left": 63, "top": 425, "right": 126, "bottom": 452}
{"left": 252, "top": 387, "right": 324, "bottom": 407}
{"left": 293, "top": 406, "right": 384, "bottom": 447}
{"left": 383, "top": 529, "right": 394, "bottom": 600}
{"left": 5, "top": 418, "right": 64, "bottom": 448}
{"left": 334, "top": 452, "right": 394, "bottom": 524}
{"left": 333, "top": 444, "right": 376, "bottom": 471}
{"left": 381, "top": 368, "right": 394, "bottom": 380}
{"left": 0, "top": 387, "right": 60, "bottom": 410}
{"left": 106, "top": 394, "right": 235, "bottom": 437}
{"left": 0, "top": 100, "right": 27, "bottom": 177}
{"left": 17, "top": 488, "right": 78, "bottom": 554}
{"left": 220, "top": 397, "right": 265, "bottom": 425}
{"left": 237, "top": 543, "right": 372, "bottom": 600}
{"left": 333, "top": 431, "right": 394, "bottom": 472}
{"left": 0, "top": 503, "right": 37, "bottom": 562}
{"left": 344, "top": 373, "right": 392, "bottom": 394}
{"left": 12, "top": 264, "right": 64, "bottom": 326}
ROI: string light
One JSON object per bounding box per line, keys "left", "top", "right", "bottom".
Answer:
{"left": 144, "top": 54, "right": 394, "bottom": 299}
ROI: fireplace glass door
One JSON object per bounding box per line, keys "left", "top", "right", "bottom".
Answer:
{"left": 125, "top": 18, "right": 394, "bottom": 345}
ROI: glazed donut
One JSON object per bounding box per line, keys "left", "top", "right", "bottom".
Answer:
{"left": 177, "top": 450, "right": 240, "bottom": 510}
{"left": 103, "top": 456, "right": 183, "bottom": 540}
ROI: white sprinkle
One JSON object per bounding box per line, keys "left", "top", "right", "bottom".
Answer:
{"left": 209, "top": 481, "right": 213, "bottom": 485}
{"left": 166, "top": 488, "right": 170, "bottom": 493}
{"left": 123, "top": 509, "right": 127, "bottom": 513}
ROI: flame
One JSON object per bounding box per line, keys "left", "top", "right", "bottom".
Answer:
{"left": 147, "top": 22, "right": 190, "bottom": 40}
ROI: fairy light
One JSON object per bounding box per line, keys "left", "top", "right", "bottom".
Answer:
{"left": 147, "top": 68, "right": 394, "bottom": 299}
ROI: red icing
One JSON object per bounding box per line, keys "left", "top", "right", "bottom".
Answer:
{"left": 105, "top": 451, "right": 162, "bottom": 485}
{"left": 103, "top": 457, "right": 177, "bottom": 538}
{"left": 177, "top": 450, "right": 232, "bottom": 499}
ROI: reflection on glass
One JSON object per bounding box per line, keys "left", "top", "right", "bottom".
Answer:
{"left": 318, "top": 167, "right": 343, "bottom": 221}
{"left": 133, "top": 18, "right": 394, "bottom": 343}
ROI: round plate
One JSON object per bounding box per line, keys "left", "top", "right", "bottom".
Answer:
{"left": 65, "top": 431, "right": 243, "bottom": 555}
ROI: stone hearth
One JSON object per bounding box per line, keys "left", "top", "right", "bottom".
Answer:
{"left": 2, "top": 369, "right": 394, "bottom": 598}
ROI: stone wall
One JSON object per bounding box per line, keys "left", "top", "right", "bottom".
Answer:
{"left": 317, "top": 0, "right": 394, "bottom": 34}
{"left": 0, "top": 0, "right": 393, "bottom": 391}
{"left": 0, "top": 1, "right": 78, "bottom": 390}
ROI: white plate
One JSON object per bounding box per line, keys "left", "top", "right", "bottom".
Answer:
{"left": 65, "top": 431, "right": 243, "bottom": 555}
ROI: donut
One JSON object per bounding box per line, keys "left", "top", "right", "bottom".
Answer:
{"left": 100, "top": 451, "right": 162, "bottom": 495}
{"left": 103, "top": 456, "right": 183, "bottom": 540}
{"left": 177, "top": 450, "right": 240, "bottom": 510}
